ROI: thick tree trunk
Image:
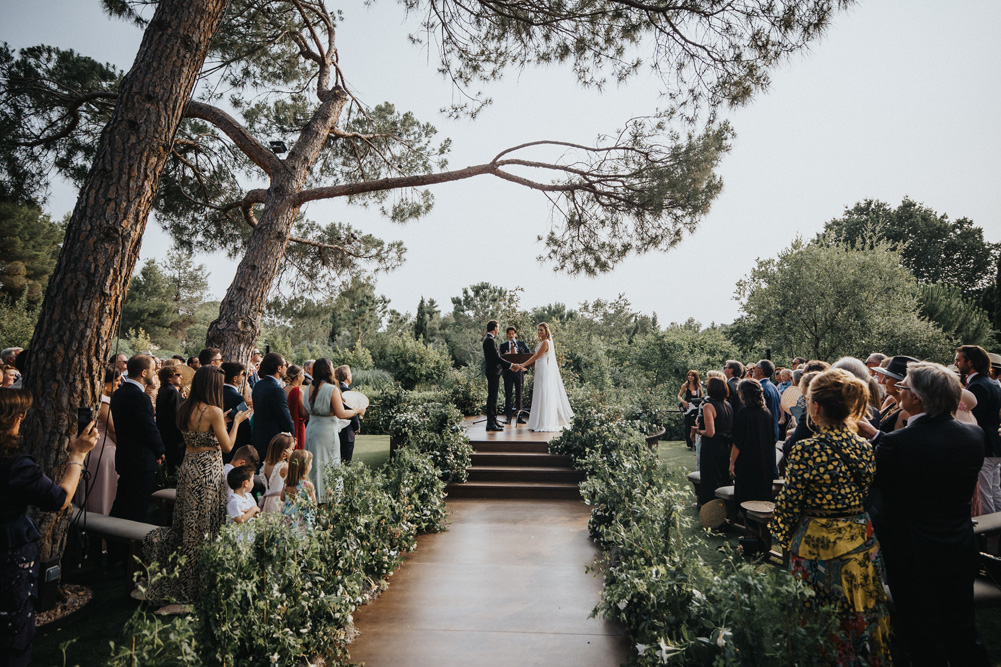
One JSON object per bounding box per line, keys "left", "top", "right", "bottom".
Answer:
{"left": 207, "top": 89, "right": 349, "bottom": 364}
{"left": 21, "top": 0, "right": 230, "bottom": 565}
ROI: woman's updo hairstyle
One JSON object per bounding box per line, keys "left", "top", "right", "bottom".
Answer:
{"left": 807, "top": 368, "right": 869, "bottom": 431}
{"left": 738, "top": 379, "right": 765, "bottom": 410}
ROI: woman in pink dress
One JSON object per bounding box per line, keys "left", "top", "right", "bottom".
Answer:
{"left": 76, "top": 365, "right": 120, "bottom": 513}
{"left": 284, "top": 365, "right": 309, "bottom": 449}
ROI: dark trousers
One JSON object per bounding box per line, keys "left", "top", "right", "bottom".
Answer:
{"left": 486, "top": 373, "right": 502, "bottom": 426}
{"left": 340, "top": 431, "right": 355, "bottom": 463}
{"left": 1, "top": 541, "right": 39, "bottom": 667}
{"left": 110, "top": 470, "right": 156, "bottom": 523}
{"left": 884, "top": 542, "right": 990, "bottom": 667}
{"left": 503, "top": 371, "right": 524, "bottom": 419}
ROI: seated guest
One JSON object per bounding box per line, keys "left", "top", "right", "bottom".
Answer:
{"left": 770, "top": 369, "right": 892, "bottom": 664}
{"left": 1, "top": 389, "right": 97, "bottom": 666}
{"left": 226, "top": 465, "right": 260, "bottom": 524}
{"left": 874, "top": 362, "right": 991, "bottom": 666}
{"left": 729, "top": 379, "right": 775, "bottom": 504}
{"left": 155, "top": 366, "right": 185, "bottom": 475}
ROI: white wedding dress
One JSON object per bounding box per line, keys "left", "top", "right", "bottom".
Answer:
{"left": 527, "top": 339, "right": 574, "bottom": 432}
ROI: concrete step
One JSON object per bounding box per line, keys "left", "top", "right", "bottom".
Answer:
{"left": 470, "top": 452, "right": 574, "bottom": 468}
{"left": 469, "top": 440, "right": 551, "bottom": 454}
{"left": 466, "top": 466, "right": 586, "bottom": 484}
{"left": 447, "top": 481, "right": 582, "bottom": 500}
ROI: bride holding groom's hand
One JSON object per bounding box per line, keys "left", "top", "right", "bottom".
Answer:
{"left": 519, "top": 323, "right": 574, "bottom": 432}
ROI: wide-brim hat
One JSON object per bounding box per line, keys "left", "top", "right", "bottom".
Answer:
{"left": 989, "top": 352, "right": 1001, "bottom": 370}
{"left": 872, "top": 355, "right": 918, "bottom": 381}
{"left": 174, "top": 364, "right": 195, "bottom": 388}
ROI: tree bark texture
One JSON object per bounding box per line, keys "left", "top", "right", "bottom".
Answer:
{"left": 207, "top": 89, "right": 349, "bottom": 365}
{"left": 21, "top": 0, "right": 231, "bottom": 563}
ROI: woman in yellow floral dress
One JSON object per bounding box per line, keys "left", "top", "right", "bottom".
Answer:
{"left": 770, "top": 369, "right": 892, "bottom": 665}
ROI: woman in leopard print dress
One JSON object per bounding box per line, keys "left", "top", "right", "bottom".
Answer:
{"left": 144, "top": 366, "right": 252, "bottom": 603}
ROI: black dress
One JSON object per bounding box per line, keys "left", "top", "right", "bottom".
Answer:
{"left": 0, "top": 456, "right": 67, "bottom": 667}
{"left": 681, "top": 385, "right": 702, "bottom": 449}
{"left": 698, "top": 398, "right": 733, "bottom": 506}
{"left": 731, "top": 406, "right": 775, "bottom": 504}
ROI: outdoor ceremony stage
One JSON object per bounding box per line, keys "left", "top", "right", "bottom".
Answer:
{"left": 348, "top": 498, "right": 629, "bottom": 666}
{"left": 445, "top": 417, "right": 585, "bottom": 500}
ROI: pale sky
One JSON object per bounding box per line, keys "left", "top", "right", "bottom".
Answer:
{"left": 3, "top": 0, "right": 999, "bottom": 326}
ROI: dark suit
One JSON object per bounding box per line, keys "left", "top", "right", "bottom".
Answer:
{"left": 968, "top": 373, "right": 1001, "bottom": 514}
{"left": 874, "top": 414, "right": 990, "bottom": 667}
{"left": 339, "top": 381, "right": 361, "bottom": 463}
{"left": 726, "top": 376, "right": 742, "bottom": 414}
{"left": 222, "top": 384, "right": 252, "bottom": 463}
{"left": 110, "top": 380, "right": 164, "bottom": 523}
{"left": 250, "top": 375, "right": 295, "bottom": 462}
{"left": 155, "top": 384, "right": 184, "bottom": 475}
{"left": 482, "top": 333, "right": 513, "bottom": 428}
{"left": 500, "top": 339, "right": 530, "bottom": 421}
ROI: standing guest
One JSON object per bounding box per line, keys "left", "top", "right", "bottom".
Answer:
{"left": 304, "top": 359, "right": 365, "bottom": 501}
{"left": 770, "top": 369, "right": 892, "bottom": 665}
{"left": 220, "top": 362, "right": 252, "bottom": 463}
{"left": 247, "top": 348, "right": 263, "bottom": 388}
{"left": 283, "top": 365, "right": 309, "bottom": 449}
{"left": 302, "top": 359, "right": 315, "bottom": 386}
{"left": 171, "top": 355, "right": 186, "bottom": 363}
{"left": 155, "top": 366, "right": 185, "bottom": 476}
{"left": 864, "top": 353, "right": 888, "bottom": 376}
{"left": 261, "top": 433, "right": 295, "bottom": 514}
{"left": 956, "top": 345, "right": 1001, "bottom": 514}
{"left": 1, "top": 366, "right": 16, "bottom": 388}
{"left": 335, "top": 365, "right": 361, "bottom": 463}
{"left": 695, "top": 377, "right": 733, "bottom": 506}
{"left": 729, "top": 379, "right": 775, "bottom": 504}
{"left": 678, "top": 370, "right": 703, "bottom": 450}
{"left": 752, "top": 360, "right": 781, "bottom": 442}
{"left": 723, "top": 360, "right": 744, "bottom": 414}
{"left": 187, "top": 356, "right": 200, "bottom": 371}
{"left": 143, "top": 365, "right": 253, "bottom": 603}
{"left": 222, "top": 445, "right": 260, "bottom": 504}
{"left": 873, "top": 362, "right": 991, "bottom": 666}
{"left": 791, "top": 356, "right": 807, "bottom": 368}
{"left": 110, "top": 355, "right": 164, "bottom": 524}
{"left": 250, "top": 353, "right": 295, "bottom": 464}
{"left": 283, "top": 450, "right": 316, "bottom": 504}
{"left": 226, "top": 466, "right": 260, "bottom": 524}
{"left": 501, "top": 326, "right": 530, "bottom": 424}
{"left": 111, "top": 353, "right": 128, "bottom": 378}
{"left": 0, "top": 348, "right": 21, "bottom": 369}
{"left": 831, "top": 357, "right": 883, "bottom": 425}
{"left": 872, "top": 356, "right": 917, "bottom": 433}
{"left": 0, "top": 390, "right": 97, "bottom": 667}
{"left": 76, "top": 366, "right": 121, "bottom": 514}
{"left": 989, "top": 352, "right": 1001, "bottom": 382}
{"left": 198, "top": 347, "right": 223, "bottom": 368}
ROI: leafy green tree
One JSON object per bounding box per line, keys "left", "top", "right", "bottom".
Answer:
{"left": 0, "top": 202, "right": 63, "bottom": 304}
{"left": 0, "top": 293, "right": 40, "bottom": 349}
{"left": 164, "top": 243, "right": 209, "bottom": 344}
{"left": 622, "top": 321, "right": 742, "bottom": 389}
{"left": 120, "top": 260, "right": 177, "bottom": 345}
{"left": 3, "top": 0, "right": 852, "bottom": 366}
{"left": 734, "top": 236, "right": 952, "bottom": 362}
{"left": 414, "top": 297, "right": 429, "bottom": 343}
{"left": 918, "top": 282, "right": 995, "bottom": 348}
{"left": 328, "top": 277, "right": 389, "bottom": 349}
{"left": 822, "top": 198, "right": 999, "bottom": 298}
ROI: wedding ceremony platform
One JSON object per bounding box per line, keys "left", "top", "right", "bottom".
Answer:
{"left": 445, "top": 417, "right": 585, "bottom": 500}
{"left": 349, "top": 498, "right": 629, "bottom": 666}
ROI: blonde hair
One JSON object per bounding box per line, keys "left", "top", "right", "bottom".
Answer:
{"left": 807, "top": 369, "right": 869, "bottom": 431}
{"left": 285, "top": 449, "right": 313, "bottom": 491}
{"left": 537, "top": 323, "right": 552, "bottom": 341}
{"left": 706, "top": 370, "right": 725, "bottom": 381}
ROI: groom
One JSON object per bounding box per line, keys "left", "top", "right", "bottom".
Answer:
{"left": 501, "top": 326, "right": 530, "bottom": 424}
{"left": 483, "top": 320, "right": 515, "bottom": 432}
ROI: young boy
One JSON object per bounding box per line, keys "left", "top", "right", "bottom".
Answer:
{"left": 226, "top": 465, "right": 261, "bottom": 524}
{"left": 223, "top": 445, "right": 260, "bottom": 501}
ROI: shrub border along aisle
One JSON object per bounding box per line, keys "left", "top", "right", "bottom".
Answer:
{"left": 104, "top": 387, "right": 469, "bottom": 667}
{"left": 550, "top": 399, "right": 839, "bottom": 666}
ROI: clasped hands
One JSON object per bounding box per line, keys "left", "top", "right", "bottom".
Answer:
{"left": 510, "top": 363, "right": 525, "bottom": 372}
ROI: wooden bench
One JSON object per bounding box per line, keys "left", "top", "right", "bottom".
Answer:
{"left": 151, "top": 488, "right": 177, "bottom": 526}
{"left": 714, "top": 485, "right": 742, "bottom": 527}
{"left": 687, "top": 471, "right": 702, "bottom": 506}
{"left": 70, "top": 506, "right": 158, "bottom": 591}
{"left": 740, "top": 501, "right": 783, "bottom": 564}
{"left": 974, "top": 511, "right": 1001, "bottom": 556}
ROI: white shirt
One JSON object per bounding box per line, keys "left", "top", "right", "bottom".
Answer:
{"left": 222, "top": 463, "right": 235, "bottom": 501}
{"left": 227, "top": 492, "right": 257, "bottom": 522}
{"left": 905, "top": 412, "right": 926, "bottom": 426}
{"left": 124, "top": 377, "right": 146, "bottom": 392}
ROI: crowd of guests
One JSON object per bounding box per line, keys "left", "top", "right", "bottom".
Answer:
{"left": 682, "top": 345, "right": 1001, "bottom": 666}
{"left": 0, "top": 347, "right": 365, "bottom": 664}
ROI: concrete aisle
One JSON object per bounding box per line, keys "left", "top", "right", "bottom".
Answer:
{"left": 348, "top": 498, "right": 629, "bottom": 667}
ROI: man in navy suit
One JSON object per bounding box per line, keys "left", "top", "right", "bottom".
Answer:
{"left": 956, "top": 344, "right": 1001, "bottom": 513}
{"left": 482, "top": 320, "right": 514, "bottom": 431}
{"left": 752, "top": 359, "right": 781, "bottom": 441}
{"left": 335, "top": 365, "right": 361, "bottom": 463}
{"left": 250, "top": 352, "right": 294, "bottom": 462}
{"left": 501, "top": 326, "right": 530, "bottom": 424}
{"left": 110, "top": 354, "right": 164, "bottom": 523}
{"left": 874, "top": 361, "right": 990, "bottom": 667}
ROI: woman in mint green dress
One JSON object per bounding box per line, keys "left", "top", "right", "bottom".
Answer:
{"left": 302, "top": 359, "right": 365, "bottom": 502}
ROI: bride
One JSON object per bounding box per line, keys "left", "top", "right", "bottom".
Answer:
{"left": 512, "top": 323, "right": 574, "bottom": 432}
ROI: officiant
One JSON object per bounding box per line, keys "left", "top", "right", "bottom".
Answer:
{"left": 502, "top": 326, "right": 531, "bottom": 424}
